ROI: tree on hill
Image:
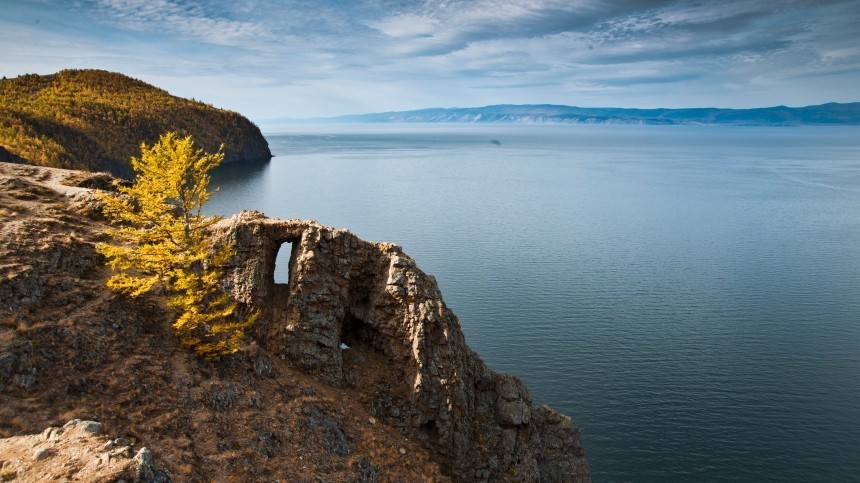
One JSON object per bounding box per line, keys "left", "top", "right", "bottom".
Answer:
{"left": 97, "top": 132, "right": 256, "bottom": 358}
{"left": 0, "top": 69, "right": 271, "bottom": 177}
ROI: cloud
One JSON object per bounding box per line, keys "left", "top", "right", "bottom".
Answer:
{"left": 594, "top": 71, "right": 700, "bottom": 87}
{"left": 367, "top": 0, "right": 639, "bottom": 57}
{"left": 369, "top": 13, "right": 438, "bottom": 39}
{"left": 92, "top": 0, "right": 268, "bottom": 46}
{"left": 2, "top": 0, "right": 858, "bottom": 117}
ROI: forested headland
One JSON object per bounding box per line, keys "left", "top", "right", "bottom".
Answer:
{"left": 0, "top": 69, "right": 271, "bottom": 178}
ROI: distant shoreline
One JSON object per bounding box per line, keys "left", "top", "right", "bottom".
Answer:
{"left": 261, "top": 102, "right": 860, "bottom": 128}
{"left": 257, "top": 121, "right": 860, "bottom": 136}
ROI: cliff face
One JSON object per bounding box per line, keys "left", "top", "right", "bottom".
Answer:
{"left": 0, "top": 162, "right": 589, "bottom": 481}
{"left": 0, "top": 70, "right": 271, "bottom": 178}
{"left": 213, "top": 212, "right": 590, "bottom": 481}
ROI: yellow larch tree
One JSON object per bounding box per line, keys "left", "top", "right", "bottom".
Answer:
{"left": 97, "top": 131, "right": 256, "bottom": 358}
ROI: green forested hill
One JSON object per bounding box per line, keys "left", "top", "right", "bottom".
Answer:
{"left": 0, "top": 69, "right": 271, "bottom": 178}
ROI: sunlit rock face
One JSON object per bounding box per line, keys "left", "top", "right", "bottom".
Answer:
{"left": 214, "top": 211, "right": 590, "bottom": 482}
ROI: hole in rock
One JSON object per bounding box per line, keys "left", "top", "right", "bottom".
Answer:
{"left": 272, "top": 242, "right": 294, "bottom": 317}
{"left": 340, "top": 312, "right": 366, "bottom": 349}
{"left": 273, "top": 242, "right": 293, "bottom": 285}
{"left": 340, "top": 311, "right": 393, "bottom": 391}
{"left": 420, "top": 419, "right": 440, "bottom": 445}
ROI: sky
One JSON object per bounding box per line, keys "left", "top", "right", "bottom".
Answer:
{"left": 1, "top": 0, "right": 859, "bottom": 120}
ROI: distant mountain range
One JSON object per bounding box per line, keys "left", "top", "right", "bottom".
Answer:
{"left": 270, "top": 102, "right": 860, "bottom": 126}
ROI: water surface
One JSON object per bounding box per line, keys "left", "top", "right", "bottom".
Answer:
{"left": 208, "top": 124, "right": 860, "bottom": 482}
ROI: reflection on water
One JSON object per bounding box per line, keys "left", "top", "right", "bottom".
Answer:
{"left": 211, "top": 156, "right": 272, "bottom": 195}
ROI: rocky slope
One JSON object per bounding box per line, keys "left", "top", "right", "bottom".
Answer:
{"left": 0, "top": 419, "right": 167, "bottom": 482}
{"left": 0, "top": 70, "right": 271, "bottom": 178}
{"left": 0, "top": 162, "right": 590, "bottom": 481}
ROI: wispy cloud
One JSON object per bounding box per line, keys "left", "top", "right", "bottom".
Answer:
{"left": 367, "top": 0, "right": 628, "bottom": 56}
{"left": 92, "top": 0, "right": 268, "bottom": 46}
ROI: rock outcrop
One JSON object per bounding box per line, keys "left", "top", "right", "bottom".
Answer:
{"left": 213, "top": 211, "right": 590, "bottom": 481}
{"left": 0, "top": 419, "right": 169, "bottom": 482}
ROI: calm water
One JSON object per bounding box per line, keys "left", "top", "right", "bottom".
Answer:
{"left": 207, "top": 124, "right": 860, "bottom": 482}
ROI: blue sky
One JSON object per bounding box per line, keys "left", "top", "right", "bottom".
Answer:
{"left": 2, "top": 0, "right": 859, "bottom": 120}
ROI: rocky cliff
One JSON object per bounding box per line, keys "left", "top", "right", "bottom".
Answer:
{"left": 212, "top": 212, "right": 590, "bottom": 481}
{"left": 0, "top": 162, "right": 589, "bottom": 481}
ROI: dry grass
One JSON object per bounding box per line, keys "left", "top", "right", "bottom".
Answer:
{"left": 0, "top": 162, "right": 449, "bottom": 481}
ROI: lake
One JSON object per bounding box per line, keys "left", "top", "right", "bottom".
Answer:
{"left": 207, "top": 124, "right": 860, "bottom": 482}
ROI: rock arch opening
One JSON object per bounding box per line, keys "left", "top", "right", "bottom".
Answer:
{"left": 271, "top": 241, "right": 295, "bottom": 325}
{"left": 340, "top": 310, "right": 367, "bottom": 349}
{"left": 273, "top": 241, "right": 293, "bottom": 286}
{"left": 420, "top": 419, "right": 440, "bottom": 446}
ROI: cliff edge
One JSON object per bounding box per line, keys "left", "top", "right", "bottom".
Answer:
{"left": 0, "top": 162, "right": 589, "bottom": 481}
{"left": 213, "top": 212, "right": 590, "bottom": 481}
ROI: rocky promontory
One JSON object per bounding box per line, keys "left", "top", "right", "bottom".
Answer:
{"left": 0, "top": 162, "right": 589, "bottom": 481}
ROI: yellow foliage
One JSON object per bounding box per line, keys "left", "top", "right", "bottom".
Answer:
{"left": 98, "top": 132, "right": 256, "bottom": 358}
{"left": 0, "top": 69, "right": 270, "bottom": 177}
